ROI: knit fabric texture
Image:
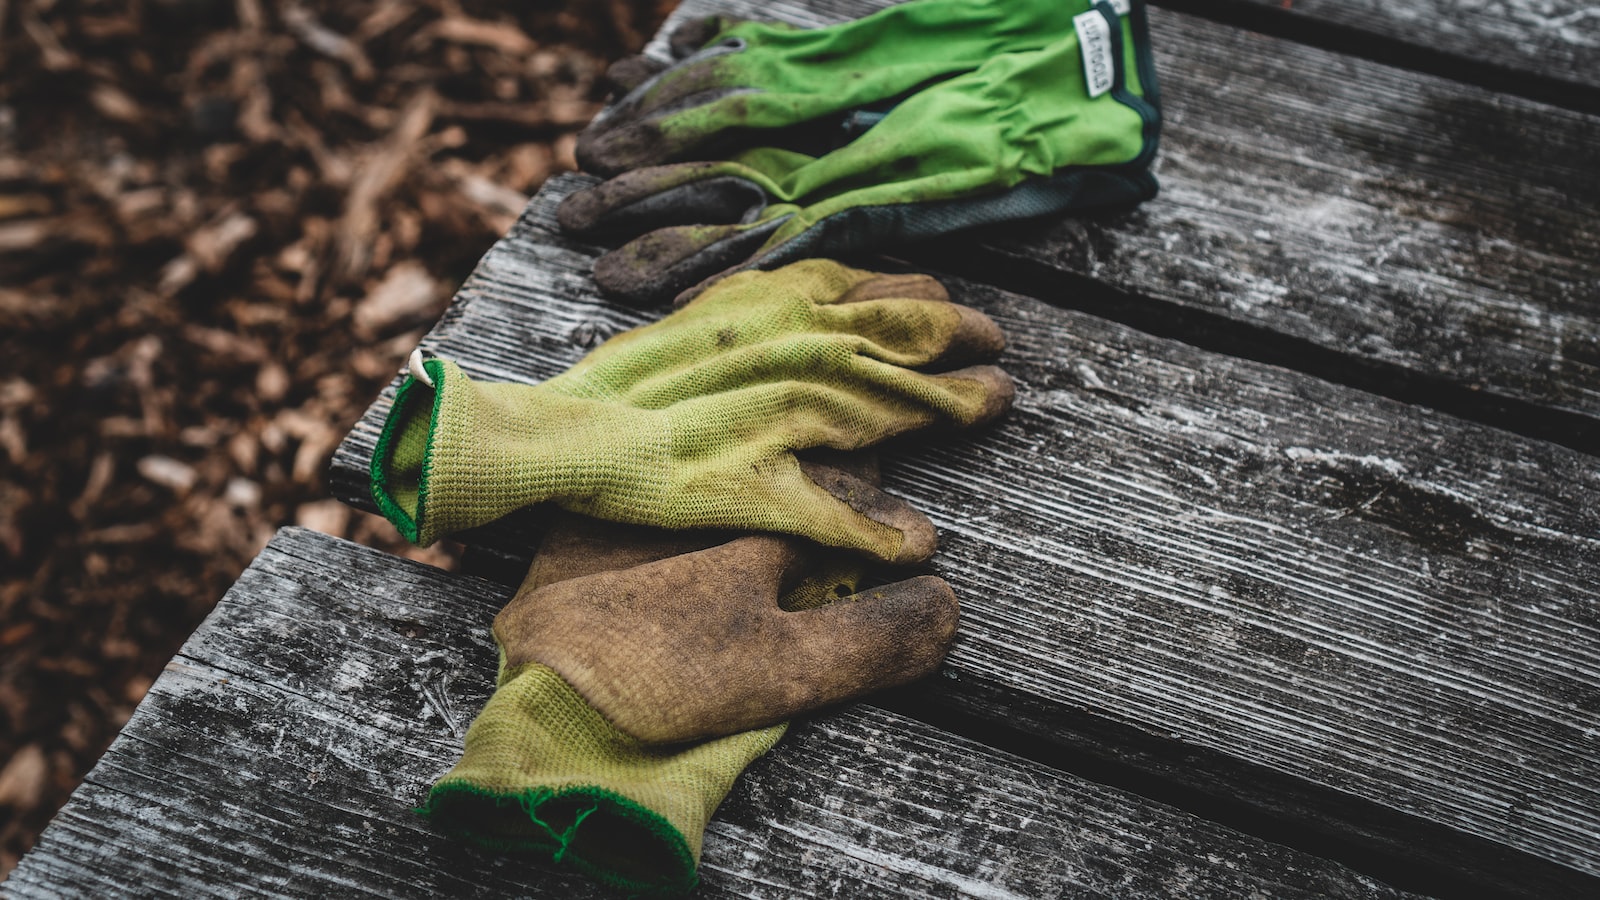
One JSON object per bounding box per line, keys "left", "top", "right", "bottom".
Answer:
{"left": 370, "top": 259, "right": 1009, "bottom": 559}
{"left": 422, "top": 511, "right": 877, "bottom": 896}
{"left": 422, "top": 660, "right": 784, "bottom": 898}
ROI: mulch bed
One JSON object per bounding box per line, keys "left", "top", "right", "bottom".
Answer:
{"left": 0, "top": 0, "right": 674, "bottom": 875}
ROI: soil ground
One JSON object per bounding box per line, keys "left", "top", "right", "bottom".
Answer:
{"left": 0, "top": 0, "right": 674, "bottom": 876}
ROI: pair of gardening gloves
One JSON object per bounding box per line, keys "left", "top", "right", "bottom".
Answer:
{"left": 559, "top": 0, "right": 1162, "bottom": 306}
{"left": 371, "top": 260, "right": 1015, "bottom": 895}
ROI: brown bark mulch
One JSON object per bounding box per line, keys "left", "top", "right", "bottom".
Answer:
{"left": 0, "top": 0, "right": 675, "bottom": 876}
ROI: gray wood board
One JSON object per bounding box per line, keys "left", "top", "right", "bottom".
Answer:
{"left": 1174, "top": 0, "right": 1600, "bottom": 102}
{"left": 2, "top": 527, "right": 1408, "bottom": 900}
{"left": 329, "top": 177, "right": 1600, "bottom": 894}
{"left": 648, "top": 0, "right": 1600, "bottom": 437}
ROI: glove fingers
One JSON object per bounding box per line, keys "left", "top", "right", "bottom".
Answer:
{"left": 558, "top": 164, "right": 771, "bottom": 239}
{"left": 522, "top": 510, "right": 735, "bottom": 593}
{"left": 832, "top": 271, "right": 949, "bottom": 305}
{"left": 928, "top": 364, "right": 1017, "bottom": 429}
{"left": 591, "top": 218, "right": 789, "bottom": 307}
{"left": 644, "top": 571, "right": 958, "bottom": 741}
{"left": 524, "top": 452, "right": 880, "bottom": 592}
{"left": 778, "top": 357, "right": 1016, "bottom": 438}
{"left": 795, "top": 459, "right": 937, "bottom": 565}
{"left": 602, "top": 55, "right": 670, "bottom": 95}
{"left": 497, "top": 535, "right": 957, "bottom": 743}
{"left": 667, "top": 16, "right": 749, "bottom": 59}
{"left": 815, "top": 296, "right": 1007, "bottom": 369}
{"left": 576, "top": 38, "right": 755, "bottom": 176}
{"left": 777, "top": 572, "right": 959, "bottom": 697}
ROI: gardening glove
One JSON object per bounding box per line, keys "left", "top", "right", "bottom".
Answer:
{"left": 424, "top": 461, "right": 940, "bottom": 897}
{"left": 370, "top": 259, "right": 1013, "bottom": 561}
{"left": 499, "top": 532, "right": 957, "bottom": 744}
{"left": 578, "top": 0, "right": 1126, "bottom": 175}
{"left": 561, "top": 1, "right": 1161, "bottom": 305}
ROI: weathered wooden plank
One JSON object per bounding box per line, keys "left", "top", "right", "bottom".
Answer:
{"left": 330, "top": 177, "right": 1600, "bottom": 895}
{"left": 636, "top": 0, "right": 1600, "bottom": 444}
{"left": 5, "top": 528, "right": 1409, "bottom": 899}
{"left": 640, "top": 0, "right": 1600, "bottom": 99}
{"left": 1167, "top": 0, "right": 1600, "bottom": 104}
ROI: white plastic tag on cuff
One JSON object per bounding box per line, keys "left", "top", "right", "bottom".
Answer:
{"left": 1074, "top": 10, "right": 1116, "bottom": 99}
{"left": 408, "top": 348, "right": 435, "bottom": 387}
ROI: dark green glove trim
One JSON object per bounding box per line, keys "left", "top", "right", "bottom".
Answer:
{"left": 369, "top": 358, "right": 448, "bottom": 545}
{"left": 1105, "top": 0, "right": 1162, "bottom": 171}
{"left": 421, "top": 781, "right": 699, "bottom": 898}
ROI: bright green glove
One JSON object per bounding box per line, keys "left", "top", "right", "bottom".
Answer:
{"left": 422, "top": 504, "right": 886, "bottom": 898}
{"left": 370, "top": 260, "right": 1012, "bottom": 561}
{"left": 561, "top": 1, "right": 1161, "bottom": 306}
{"left": 577, "top": 0, "right": 1117, "bottom": 175}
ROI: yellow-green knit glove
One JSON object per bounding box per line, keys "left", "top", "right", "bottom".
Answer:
{"left": 422, "top": 510, "right": 879, "bottom": 898}
{"left": 370, "top": 260, "right": 1012, "bottom": 562}
{"left": 422, "top": 662, "right": 777, "bottom": 898}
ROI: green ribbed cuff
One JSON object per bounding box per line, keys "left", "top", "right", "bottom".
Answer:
{"left": 421, "top": 662, "right": 784, "bottom": 896}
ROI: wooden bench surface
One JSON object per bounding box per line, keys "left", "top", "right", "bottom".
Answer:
{"left": 2, "top": 527, "right": 1415, "bottom": 899}
{"left": 14, "top": 0, "right": 1600, "bottom": 896}
{"left": 1163, "top": 0, "right": 1600, "bottom": 104}
{"left": 326, "top": 171, "right": 1600, "bottom": 894}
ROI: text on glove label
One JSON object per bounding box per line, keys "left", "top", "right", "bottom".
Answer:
{"left": 1074, "top": 11, "right": 1116, "bottom": 99}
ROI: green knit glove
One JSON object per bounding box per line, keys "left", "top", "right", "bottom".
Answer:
{"left": 422, "top": 508, "right": 882, "bottom": 898}
{"left": 577, "top": 0, "right": 1117, "bottom": 175}
{"left": 370, "top": 260, "right": 1012, "bottom": 561}
{"left": 561, "top": 1, "right": 1160, "bottom": 305}
{"left": 423, "top": 661, "right": 776, "bottom": 898}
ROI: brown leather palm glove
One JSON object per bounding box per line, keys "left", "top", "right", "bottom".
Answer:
{"left": 423, "top": 459, "right": 960, "bottom": 897}
{"left": 496, "top": 531, "right": 958, "bottom": 744}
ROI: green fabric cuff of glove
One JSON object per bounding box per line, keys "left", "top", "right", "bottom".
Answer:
{"left": 420, "top": 660, "right": 784, "bottom": 897}
{"left": 366, "top": 261, "right": 1013, "bottom": 557}
{"left": 370, "top": 357, "right": 447, "bottom": 544}
{"left": 369, "top": 355, "right": 669, "bottom": 547}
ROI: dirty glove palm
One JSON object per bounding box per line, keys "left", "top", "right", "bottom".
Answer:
{"left": 370, "top": 260, "right": 1012, "bottom": 561}
{"left": 423, "top": 473, "right": 955, "bottom": 897}
{"left": 562, "top": 1, "right": 1160, "bottom": 305}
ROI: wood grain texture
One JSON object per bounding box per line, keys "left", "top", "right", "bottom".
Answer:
{"left": 330, "top": 177, "right": 1600, "bottom": 895}
{"left": 4, "top": 528, "right": 1410, "bottom": 900}
{"left": 1172, "top": 0, "right": 1600, "bottom": 99}
{"left": 646, "top": 0, "right": 1600, "bottom": 438}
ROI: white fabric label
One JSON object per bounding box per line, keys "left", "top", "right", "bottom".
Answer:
{"left": 1074, "top": 10, "right": 1116, "bottom": 99}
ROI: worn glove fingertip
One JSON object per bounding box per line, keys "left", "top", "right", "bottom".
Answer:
{"left": 667, "top": 16, "right": 755, "bottom": 57}
{"left": 834, "top": 272, "right": 951, "bottom": 305}
{"left": 604, "top": 55, "right": 669, "bottom": 94}
{"left": 944, "top": 364, "right": 1016, "bottom": 427}
{"left": 876, "top": 575, "right": 961, "bottom": 658}
{"left": 823, "top": 575, "right": 959, "bottom": 690}
{"left": 556, "top": 185, "right": 607, "bottom": 235}
{"left": 798, "top": 460, "right": 937, "bottom": 565}
{"left": 947, "top": 303, "right": 1008, "bottom": 362}
{"left": 574, "top": 125, "right": 660, "bottom": 179}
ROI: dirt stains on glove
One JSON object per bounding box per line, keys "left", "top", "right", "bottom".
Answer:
{"left": 371, "top": 260, "right": 1015, "bottom": 561}
{"left": 495, "top": 534, "right": 961, "bottom": 744}
{"left": 563, "top": 0, "right": 1161, "bottom": 305}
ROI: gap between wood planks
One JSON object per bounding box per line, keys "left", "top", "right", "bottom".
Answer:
{"left": 1152, "top": 0, "right": 1600, "bottom": 117}
{"left": 900, "top": 243, "right": 1600, "bottom": 459}
{"left": 872, "top": 685, "right": 1571, "bottom": 900}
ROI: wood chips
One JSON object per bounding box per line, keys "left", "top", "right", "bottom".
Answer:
{"left": 0, "top": 0, "right": 675, "bottom": 875}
